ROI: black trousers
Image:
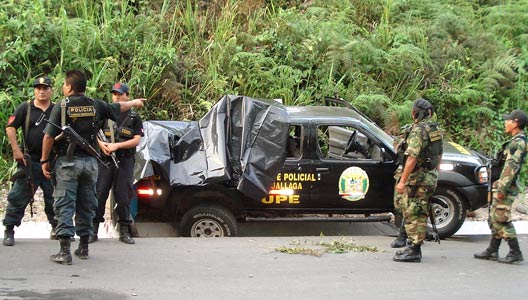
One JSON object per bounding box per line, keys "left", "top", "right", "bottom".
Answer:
{"left": 94, "top": 156, "right": 134, "bottom": 225}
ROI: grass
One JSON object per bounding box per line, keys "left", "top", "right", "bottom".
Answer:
{"left": 274, "top": 238, "right": 381, "bottom": 256}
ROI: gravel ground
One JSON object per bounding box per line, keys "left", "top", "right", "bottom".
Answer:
{"left": 1, "top": 183, "right": 527, "bottom": 224}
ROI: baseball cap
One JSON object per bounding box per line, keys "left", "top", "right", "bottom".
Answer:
{"left": 33, "top": 76, "right": 52, "bottom": 87}
{"left": 111, "top": 82, "right": 129, "bottom": 94}
{"left": 503, "top": 109, "right": 527, "bottom": 128}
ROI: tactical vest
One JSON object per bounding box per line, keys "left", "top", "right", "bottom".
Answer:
{"left": 56, "top": 95, "right": 97, "bottom": 156}
{"left": 496, "top": 133, "right": 527, "bottom": 183}
{"left": 417, "top": 121, "right": 443, "bottom": 170}
{"left": 102, "top": 110, "right": 139, "bottom": 157}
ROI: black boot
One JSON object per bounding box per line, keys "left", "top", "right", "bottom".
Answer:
{"left": 3, "top": 226, "right": 15, "bottom": 246}
{"left": 89, "top": 222, "right": 99, "bottom": 243}
{"left": 50, "top": 238, "right": 72, "bottom": 265}
{"left": 393, "top": 243, "right": 422, "bottom": 262}
{"left": 498, "top": 238, "right": 524, "bottom": 264}
{"left": 391, "top": 221, "right": 408, "bottom": 248}
{"left": 119, "top": 224, "right": 135, "bottom": 245}
{"left": 74, "top": 236, "right": 89, "bottom": 259}
{"left": 474, "top": 237, "right": 501, "bottom": 261}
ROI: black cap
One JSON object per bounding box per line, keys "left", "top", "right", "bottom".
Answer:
{"left": 503, "top": 109, "right": 527, "bottom": 128}
{"left": 413, "top": 98, "right": 432, "bottom": 111}
{"left": 33, "top": 76, "right": 52, "bottom": 87}
{"left": 111, "top": 82, "right": 129, "bottom": 94}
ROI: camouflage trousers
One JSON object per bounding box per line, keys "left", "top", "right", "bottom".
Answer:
{"left": 489, "top": 192, "right": 517, "bottom": 240}
{"left": 393, "top": 168, "right": 403, "bottom": 215}
{"left": 401, "top": 185, "right": 434, "bottom": 245}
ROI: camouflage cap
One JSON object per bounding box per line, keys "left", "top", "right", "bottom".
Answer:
{"left": 33, "top": 76, "right": 52, "bottom": 87}
{"left": 503, "top": 109, "right": 527, "bottom": 128}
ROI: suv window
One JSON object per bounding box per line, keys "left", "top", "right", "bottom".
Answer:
{"left": 286, "top": 125, "right": 302, "bottom": 159}
{"left": 317, "top": 125, "right": 383, "bottom": 160}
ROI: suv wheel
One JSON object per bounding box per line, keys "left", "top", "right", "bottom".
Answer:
{"left": 428, "top": 187, "right": 467, "bottom": 239}
{"left": 179, "top": 205, "right": 238, "bottom": 237}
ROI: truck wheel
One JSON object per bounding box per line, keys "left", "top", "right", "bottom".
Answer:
{"left": 179, "top": 205, "right": 238, "bottom": 237}
{"left": 428, "top": 187, "right": 467, "bottom": 239}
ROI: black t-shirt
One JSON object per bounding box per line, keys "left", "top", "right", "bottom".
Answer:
{"left": 44, "top": 94, "right": 121, "bottom": 156}
{"left": 6, "top": 100, "right": 54, "bottom": 162}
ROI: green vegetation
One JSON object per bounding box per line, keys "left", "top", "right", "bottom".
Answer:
{"left": 275, "top": 239, "right": 380, "bottom": 256}
{"left": 1, "top": 0, "right": 527, "bottom": 182}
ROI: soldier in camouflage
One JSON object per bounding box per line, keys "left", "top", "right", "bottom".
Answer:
{"left": 391, "top": 124, "right": 412, "bottom": 248}
{"left": 474, "top": 109, "right": 526, "bottom": 264}
{"left": 393, "top": 98, "right": 443, "bottom": 263}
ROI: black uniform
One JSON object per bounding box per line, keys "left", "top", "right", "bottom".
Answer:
{"left": 3, "top": 100, "right": 56, "bottom": 228}
{"left": 94, "top": 110, "right": 143, "bottom": 226}
{"left": 44, "top": 94, "right": 120, "bottom": 238}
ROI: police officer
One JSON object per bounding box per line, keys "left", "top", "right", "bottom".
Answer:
{"left": 40, "top": 70, "right": 145, "bottom": 265}
{"left": 474, "top": 109, "right": 526, "bottom": 264}
{"left": 90, "top": 83, "right": 143, "bottom": 244}
{"left": 3, "top": 76, "right": 57, "bottom": 246}
{"left": 393, "top": 98, "right": 443, "bottom": 262}
{"left": 391, "top": 124, "right": 412, "bottom": 248}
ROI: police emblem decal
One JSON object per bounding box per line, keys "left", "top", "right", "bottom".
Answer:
{"left": 338, "top": 167, "right": 369, "bottom": 201}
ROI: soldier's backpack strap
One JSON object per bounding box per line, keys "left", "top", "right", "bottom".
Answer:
{"left": 60, "top": 98, "right": 67, "bottom": 127}
{"left": 23, "top": 100, "right": 31, "bottom": 150}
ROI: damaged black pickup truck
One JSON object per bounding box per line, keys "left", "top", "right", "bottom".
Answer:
{"left": 133, "top": 95, "right": 490, "bottom": 238}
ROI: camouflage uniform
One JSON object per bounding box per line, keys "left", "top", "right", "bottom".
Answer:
{"left": 490, "top": 131, "right": 527, "bottom": 240}
{"left": 474, "top": 109, "right": 526, "bottom": 264}
{"left": 391, "top": 124, "right": 412, "bottom": 248}
{"left": 401, "top": 116, "right": 439, "bottom": 245}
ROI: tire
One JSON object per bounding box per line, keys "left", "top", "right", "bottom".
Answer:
{"left": 428, "top": 187, "right": 467, "bottom": 239}
{"left": 179, "top": 205, "right": 238, "bottom": 237}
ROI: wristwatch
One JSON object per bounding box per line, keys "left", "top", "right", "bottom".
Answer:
{"left": 40, "top": 159, "right": 49, "bottom": 164}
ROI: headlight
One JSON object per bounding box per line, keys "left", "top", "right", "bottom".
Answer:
{"left": 476, "top": 166, "right": 488, "bottom": 184}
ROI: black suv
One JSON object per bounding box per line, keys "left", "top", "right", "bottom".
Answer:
{"left": 133, "top": 95, "right": 489, "bottom": 238}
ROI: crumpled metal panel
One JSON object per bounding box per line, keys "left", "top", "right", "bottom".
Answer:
{"left": 134, "top": 95, "right": 290, "bottom": 201}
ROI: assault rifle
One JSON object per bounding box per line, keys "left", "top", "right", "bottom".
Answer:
{"left": 486, "top": 158, "right": 493, "bottom": 225}
{"left": 97, "top": 129, "right": 120, "bottom": 168}
{"left": 44, "top": 119, "right": 111, "bottom": 168}
{"left": 23, "top": 152, "right": 35, "bottom": 217}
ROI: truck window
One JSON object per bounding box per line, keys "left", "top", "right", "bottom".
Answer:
{"left": 286, "top": 125, "right": 302, "bottom": 159}
{"left": 317, "top": 125, "right": 382, "bottom": 160}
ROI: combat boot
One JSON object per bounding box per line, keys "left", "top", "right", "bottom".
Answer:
{"left": 74, "top": 236, "right": 89, "bottom": 259}
{"left": 119, "top": 224, "right": 135, "bottom": 245}
{"left": 391, "top": 221, "right": 408, "bottom": 248}
{"left": 3, "top": 226, "right": 15, "bottom": 246}
{"left": 393, "top": 243, "right": 422, "bottom": 262}
{"left": 474, "top": 237, "right": 501, "bottom": 261}
{"left": 88, "top": 222, "right": 99, "bottom": 243}
{"left": 50, "top": 238, "right": 72, "bottom": 265}
{"left": 498, "top": 238, "right": 524, "bottom": 264}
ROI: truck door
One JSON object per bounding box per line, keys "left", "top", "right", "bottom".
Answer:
{"left": 260, "top": 125, "right": 314, "bottom": 207}
{"left": 307, "top": 124, "right": 397, "bottom": 211}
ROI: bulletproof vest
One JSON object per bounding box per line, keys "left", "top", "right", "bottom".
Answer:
{"left": 56, "top": 95, "right": 97, "bottom": 156}
{"left": 496, "top": 134, "right": 527, "bottom": 182}
{"left": 102, "top": 110, "right": 138, "bottom": 156}
{"left": 417, "top": 121, "right": 443, "bottom": 170}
